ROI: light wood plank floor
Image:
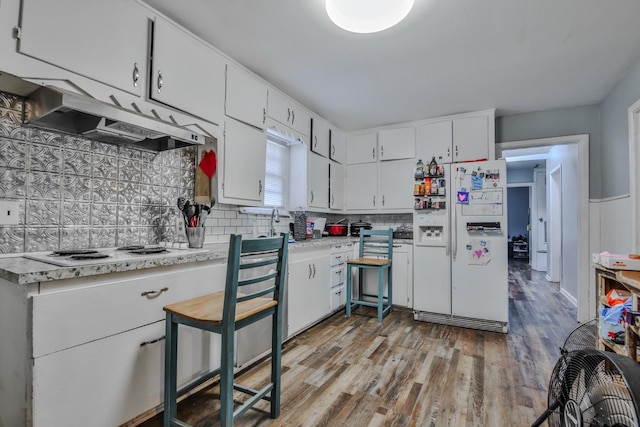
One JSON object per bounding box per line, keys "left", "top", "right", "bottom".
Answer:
{"left": 140, "top": 259, "right": 578, "bottom": 426}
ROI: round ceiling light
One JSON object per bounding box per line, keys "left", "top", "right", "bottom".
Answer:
{"left": 326, "top": 0, "right": 414, "bottom": 34}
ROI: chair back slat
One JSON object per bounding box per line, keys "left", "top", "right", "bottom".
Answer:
{"left": 223, "top": 234, "right": 289, "bottom": 326}
{"left": 359, "top": 229, "right": 393, "bottom": 260}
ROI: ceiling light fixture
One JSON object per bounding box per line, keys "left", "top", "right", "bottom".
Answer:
{"left": 326, "top": 0, "right": 414, "bottom": 34}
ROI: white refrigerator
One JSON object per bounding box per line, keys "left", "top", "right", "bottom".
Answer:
{"left": 413, "top": 160, "right": 508, "bottom": 333}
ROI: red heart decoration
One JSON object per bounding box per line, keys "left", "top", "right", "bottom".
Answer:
{"left": 198, "top": 150, "right": 217, "bottom": 178}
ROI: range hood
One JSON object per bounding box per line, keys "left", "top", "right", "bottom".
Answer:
{"left": 24, "top": 85, "right": 205, "bottom": 151}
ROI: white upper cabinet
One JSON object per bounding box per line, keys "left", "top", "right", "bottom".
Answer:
{"left": 378, "top": 127, "right": 415, "bottom": 160}
{"left": 344, "top": 163, "right": 378, "bottom": 210}
{"left": 268, "top": 90, "right": 310, "bottom": 136}
{"left": 329, "top": 162, "right": 344, "bottom": 210}
{"left": 346, "top": 132, "right": 377, "bottom": 164}
{"left": 225, "top": 63, "right": 268, "bottom": 130}
{"left": 18, "top": 0, "right": 147, "bottom": 96}
{"left": 308, "top": 152, "right": 329, "bottom": 210}
{"left": 452, "top": 115, "right": 491, "bottom": 162}
{"left": 218, "top": 118, "right": 266, "bottom": 206}
{"left": 379, "top": 160, "right": 415, "bottom": 210}
{"left": 150, "top": 16, "right": 225, "bottom": 125}
{"left": 416, "top": 112, "right": 493, "bottom": 164}
{"left": 311, "top": 117, "right": 331, "bottom": 158}
{"left": 416, "top": 121, "right": 453, "bottom": 164}
{"left": 330, "top": 127, "right": 346, "bottom": 164}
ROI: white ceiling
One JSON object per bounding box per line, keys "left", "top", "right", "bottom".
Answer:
{"left": 142, "top": 0, "right": 640, "bottom": 132}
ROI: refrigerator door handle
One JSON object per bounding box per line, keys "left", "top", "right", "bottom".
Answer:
{"left": 452, "top": 200, "right": 457, "bottom": 259}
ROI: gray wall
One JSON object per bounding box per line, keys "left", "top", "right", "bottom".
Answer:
{"left": 507, "top": 187, "right": 529, "bottom": 239}
{"left": 600, "top": 55, "right": 640, "bottom": 198}
{"left": 496, "top": 105, "right": 601, "bottom": 198}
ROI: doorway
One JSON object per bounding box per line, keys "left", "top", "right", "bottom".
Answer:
{"left": 547, "top": 165, "right": 562, "bottom": 283}
{"left": 497, "top": 134, "right": 590, "bottom": 322}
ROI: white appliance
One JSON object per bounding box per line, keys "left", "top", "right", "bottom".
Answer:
{"left": 413, "top": 160, "right": 508, "bottom": 333}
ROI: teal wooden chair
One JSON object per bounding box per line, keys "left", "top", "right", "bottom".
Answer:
{"left": 345, "top": 229, "right": 393, "bottom": 323}
{"left": 163, "top": 233, "right": 289, "bottom": 426}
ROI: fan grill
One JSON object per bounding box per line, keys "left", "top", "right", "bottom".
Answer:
{"left": 562, "top": 318, "right": 597, "bottom": 354}
{"left": 546, "top": 350, "right": 639, "bottom": 427}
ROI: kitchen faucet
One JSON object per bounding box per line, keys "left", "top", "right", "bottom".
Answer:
{"left": 270, "top": 207, "right": 280, "bottom": 237}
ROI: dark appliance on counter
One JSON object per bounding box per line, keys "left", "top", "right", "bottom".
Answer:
{"left": 350, "top": 221, "right": 372, "bottom": 237}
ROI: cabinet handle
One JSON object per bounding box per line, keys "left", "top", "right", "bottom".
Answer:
{"left": 132, "top": 63, "right": 139, "bottom": 87}
{"left": 287, "top": 108, "right": 291, "bottom": 122}
{"left": 331, "top": 194, "right": 335, "bottom": 206}
{"left": 393, "top": 244, "right": 401, "bottom": 248}
{"left": 309, "top": 264, "right": 313, "bottom": 279}
{"left": 455, "top": 145, "right": 459, "bottom": 158}
{"left": 141, "top": 287, "right": 169, "bottom": 298}
{"left": 447, "top": 147, "right": 450, "bottom": 158}
{"left": 382, "top": 195, "right": 385, "bottom": 206}
{"left": 314, "top": 135, "right": 317, "bottom": 149}
{"left": 373, "top": 195, "right": 376, "bottom": 207}
{"left": 332, "top": 144, "right": 335, "bottom": 157}
{"left": 372, "top": 147, "right": 375, "bottom": 159}
{"left": 140, "top": 336, "right": 165, "bottom": 347}
{"left": 263, "top": 108, "right": 266, "bottom": 124}
{"left": 310, "top": 190, "right": 314, "bottom": 203}
{"left": 381, "top": 145, "right": 384, "bottom": 158}
{"left": 258, "top": 179, "right": 263, "bottom": 195}
{"left": 312, "top": 263, "right": 316, "bottom": 278}
{"left": 291, "top": 110, "right": 295, "bottom": 125}
{"left": 157, "top": 71, "right": 163, "bottom": 93}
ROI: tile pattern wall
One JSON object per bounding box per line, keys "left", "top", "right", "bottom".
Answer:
{"left": 0, "top": 92, "right": 196, "bottom": 253}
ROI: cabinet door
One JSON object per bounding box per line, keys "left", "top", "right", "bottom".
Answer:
{"left": 220, "top": 119, "right": 266, "bottom": 205}
{"left": 378, "top": 127, "right": 415, "bottom": 160}
{"left": 311, "top": 117, "right": 331, "bottom": 158}
{"left": 225, "top": 63, "right": 268, "bottom": 129}
{"left": 151, "top": 16, "right": 225, "bottom": 125}
{"left": 329, "top": 162, "right": 344, "bottom": 210}
{"left": 416, "top": 121, "right": 453, "bottom": 164}
{"left": 268, "top": 91, "right": 310, "bottom": 136}
{"left": 32, "top": 321, "right": 220, "bottom": 427}
{"left": 392, "top": 244, "right": 412, "bottom": 308}
{"left": 287, "top": 260, "right": 314, "bottom": 336}
{"left": 330, "top": 127, "right": 346, "bottom": 164}
{"left": 379, "top": 160, "right": 414, "bottom": 210}
{"left": 308, "top": 153, "right": 329, "bottom": 209}
{"left": 19, "top": 0, "right": 147, "bottom": 96}
{"left": 309, "top": 255, "right": 330, "bottom": 323}
{"left": 346, "top": 132, "right": 377, "bottom": 164}
{"left": 452, "top": 116, "right": 489, "bottom": 162}
{"left": 345, "top": 163, "right": 378, "bottom": 210}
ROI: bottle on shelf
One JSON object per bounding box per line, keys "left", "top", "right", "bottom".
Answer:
{"left": 437, "top": 156, "right": 443, "bottom": 175}
{"left": 425, "top": 176, "right": 431, "bottom": 195}
{"left": 415, "top": 159, "right": 424, "bottom": 180}
{"left": 429, "top": 156, "right": 438, "bottom": 176}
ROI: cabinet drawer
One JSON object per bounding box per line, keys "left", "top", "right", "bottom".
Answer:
{"left": 32, "top": 263, "right": 225, "bottom": 358}
{"left": 331, "top": 266, "right": 345, "bottom": 287}
{"left": 32, "top": 320, "right": 220, "bottom": 427}
{"left": 330, "top": 251, "right": 346, "bottom": 267}
{"left": 330, "top": 286, "right": 345, "bottom": 311}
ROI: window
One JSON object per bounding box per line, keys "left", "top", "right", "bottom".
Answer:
{"left": 263, "top": 134, "right": 290, "bottom": 208}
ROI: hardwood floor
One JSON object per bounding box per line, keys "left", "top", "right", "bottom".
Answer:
{"left": 140, "top": 259, "right": 578, "bottom": 426}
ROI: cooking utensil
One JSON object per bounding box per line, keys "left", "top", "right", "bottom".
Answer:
{"left": 326, "top": 222, "right": 348, "bottom": 236}
{"left": 350, "top": 221, "right": 372, "bottom": 237}
{"left": 177, "top": 197, "right": 186, "bottom": 212}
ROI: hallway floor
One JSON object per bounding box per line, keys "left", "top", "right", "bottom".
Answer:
{"left": 140, "top": 259, "right": 578, "bottom": 426}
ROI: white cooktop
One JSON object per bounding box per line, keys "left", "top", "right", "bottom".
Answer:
{"left": 23, "top": 246, "right": 210, "bottom": 267}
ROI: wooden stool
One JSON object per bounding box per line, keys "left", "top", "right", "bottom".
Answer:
{"left": 163, "top": 233, "right": 288, "bottom": 426}
{"left": 345, "top": 229, "right": 393, "bottom": 323}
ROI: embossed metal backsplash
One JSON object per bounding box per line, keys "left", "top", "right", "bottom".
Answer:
{"left": 0, "top": 92, "right": 196, "bottom": 253}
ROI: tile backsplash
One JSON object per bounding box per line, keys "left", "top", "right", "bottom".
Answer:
{"left": 0, "top": 91, "right": 411, "bottom": 255}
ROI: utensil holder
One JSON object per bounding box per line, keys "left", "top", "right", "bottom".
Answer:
{"left": 185, "top": 227, "right": 205, "bottom": 248}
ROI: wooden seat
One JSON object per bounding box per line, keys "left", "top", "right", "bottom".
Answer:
{"left": 346, "top": 229, "right": 393, "bottom": 323}
{"left": 163, "top": 233, "right": 289, "bottom": 426}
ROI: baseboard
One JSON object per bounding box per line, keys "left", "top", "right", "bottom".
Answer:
{"left": 413, "top": 311, "right": 508, "bottom": 333}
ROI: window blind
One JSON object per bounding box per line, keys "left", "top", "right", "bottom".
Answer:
{"left": 264, "top": 137, "right": 289, "bottom": 208}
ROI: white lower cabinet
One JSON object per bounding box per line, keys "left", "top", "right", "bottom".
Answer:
{"left": 6, "top": 261, "right": 226, "bottom": 427}
{"left": 32, "top": 320, "right": 219, "bottom": 427}
{"left": 356, "top": 242, "right": 413, "bottom": 309}
{"left": 329, "top": 243, "right": 352, "bottom": 312}
{"left": 287, "top": 248, "right": 330, "bottom": 337}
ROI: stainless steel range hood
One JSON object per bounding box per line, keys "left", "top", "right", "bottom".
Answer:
{"left": 24, "top": 85, "right": 205, "bottom": 151}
